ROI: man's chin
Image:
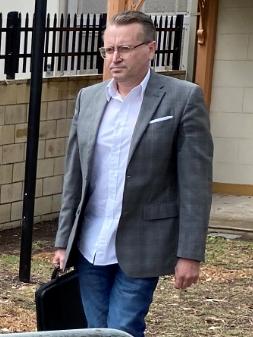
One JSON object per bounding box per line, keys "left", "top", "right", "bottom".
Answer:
{"left": 110, "top": 71, "right": 125, "bottom": 81}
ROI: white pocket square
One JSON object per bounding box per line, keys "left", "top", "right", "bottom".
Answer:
{"left": 149, "top": 115, "right": 174, "bottom": 124}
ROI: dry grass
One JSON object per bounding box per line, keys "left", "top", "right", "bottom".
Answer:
{"left": 0, "top": 224, "right": 252, "bottom": 336}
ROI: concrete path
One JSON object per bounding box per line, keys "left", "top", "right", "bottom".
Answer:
{"left": 209, "top": 194, "right": 253, "bottom": 239}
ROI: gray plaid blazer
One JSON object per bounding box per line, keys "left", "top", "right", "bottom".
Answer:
{"left": 55, "top": 70, "right": 213, "bottom": 277}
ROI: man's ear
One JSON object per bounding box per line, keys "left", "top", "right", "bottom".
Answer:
{"left": 148, "top": 41, "right": 157, "bottom": 60}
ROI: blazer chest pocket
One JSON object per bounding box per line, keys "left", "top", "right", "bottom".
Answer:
{"left": 143, "top": 202, "right": 178, "bottom": 220}
{"left": 146, "top": 115, "right": 175, "bottom": 149}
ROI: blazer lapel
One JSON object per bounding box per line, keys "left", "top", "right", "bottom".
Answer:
{"left": 127, "top": 72, "right": 166, "bottom": 165}
{"left": 79, "top": 83, "right": 108, "bottom": 167}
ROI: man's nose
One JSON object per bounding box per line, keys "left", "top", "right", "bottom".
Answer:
{"left": 112, "top": 49, "right": 122, "bottom": 62}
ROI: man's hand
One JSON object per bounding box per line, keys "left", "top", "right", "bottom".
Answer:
{"left": 174, "top": 258, "right": 200, "bottom": 289}
{"left": 52, "top": 248, "right": 66, "bottom": 270}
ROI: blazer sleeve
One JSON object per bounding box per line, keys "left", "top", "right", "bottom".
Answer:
{"left": 176, "top": 84, "right": 213, "bottom": 261}
{"left": 55, "top": 90, "right": 83, "bottom": 248}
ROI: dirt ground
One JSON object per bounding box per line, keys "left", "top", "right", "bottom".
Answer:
{"left": 0, "top": 222, "right": 252, "bottom": 336}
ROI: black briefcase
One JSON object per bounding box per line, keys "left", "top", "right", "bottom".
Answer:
{"left": 35, "top": 268, "right": 87, "bottom": 331}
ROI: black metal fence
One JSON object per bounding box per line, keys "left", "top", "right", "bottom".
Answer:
{"left": 0, "top": 12, "right": 184, "bottom": 79}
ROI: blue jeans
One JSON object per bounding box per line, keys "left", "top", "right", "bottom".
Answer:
{"left": 76, "top": 253, "right": 159, "bottom": 337}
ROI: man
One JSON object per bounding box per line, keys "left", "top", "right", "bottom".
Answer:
{"left": 53, "top": 10, "right": 213, "bottom": 337}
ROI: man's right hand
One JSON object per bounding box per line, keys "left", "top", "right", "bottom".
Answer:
{"left": 52, "top": 248, "right": 66, "bottom": 270}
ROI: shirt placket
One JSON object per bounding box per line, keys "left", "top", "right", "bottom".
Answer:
{"left": 94, "top": 98, "right": 129, "bottom": 262}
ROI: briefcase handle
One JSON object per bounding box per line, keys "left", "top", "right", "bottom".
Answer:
{"left": 51, "top": 267, "right": 76, "bottom": 280}
{"left": 51, "top": 267, "right": 61, "bottom": 280}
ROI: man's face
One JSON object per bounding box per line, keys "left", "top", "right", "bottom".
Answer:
{"left": 103, "top": 23, "right": 156, "bottom": 86}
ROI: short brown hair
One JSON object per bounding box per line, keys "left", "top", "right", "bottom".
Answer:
{"left": 109, "top": 10, "right": 156, "bottom": 42}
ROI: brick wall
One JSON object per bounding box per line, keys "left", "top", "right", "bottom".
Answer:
{"left": 0, "top": 75, "right": 102, "bottom": 230}
{"left": 0, "top": 71, "right": 185, "bottom": 231}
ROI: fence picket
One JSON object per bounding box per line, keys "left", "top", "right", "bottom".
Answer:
{"left": 64, "top": 14, "right": 70, "bottom": 71}
{"left": 90, "top": 14, "right": 96, "bottom": 69}
{"left": 0, "top": 13, "right": 2, "bottom": 52}
{"left": 84, "top": 14, "right": 90, "bottom": 70}
{"left": 22, "top": 13, "right": 29, "bottom": 73}
{"left": 57, "top": 14, "right": 64, "bottom": 72}
{"left": 156, "top": 15, "right": 163, "bottom": 67}
{"left": 71, "top": 14, "right": 77, "bottom": 71}
{"left": 77, "top": 14, "right": 84, "bottom": 71}
{"left": 162, "top": 15, "right": 168, "bottom": 66}
{"left": 50, "top": 13, "right": 57, "bottom": 72}
{"left": 44, "top": 13, "right": 50, "bottom": 72}
{"left": 166, "top": 16, "right": 173, "bottom": 67}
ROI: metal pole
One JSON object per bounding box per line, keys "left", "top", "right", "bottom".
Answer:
{"left": 19, "top": 0, "right": 47, "bottom": 283}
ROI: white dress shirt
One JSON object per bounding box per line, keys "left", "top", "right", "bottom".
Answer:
{"left": 78, "top": 70, "right": 150, "bottom": 265}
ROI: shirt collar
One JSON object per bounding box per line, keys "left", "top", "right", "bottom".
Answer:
{"left": 106, "top": 69, "right": 151, "bottom": 102}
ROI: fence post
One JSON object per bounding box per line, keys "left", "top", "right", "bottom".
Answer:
{"left": 4, "top": 11, "right": 21, "bottom": 79}
{"left": 172, "top": 15, "right": 184, "bottom": 70}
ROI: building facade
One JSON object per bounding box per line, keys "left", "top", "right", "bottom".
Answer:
{"left": 210, "top": 0, "right": 253, "bottom": 194}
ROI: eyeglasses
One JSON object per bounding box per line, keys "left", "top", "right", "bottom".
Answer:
{"left": 99, "top": 42, "right": 150, "bottom": 59}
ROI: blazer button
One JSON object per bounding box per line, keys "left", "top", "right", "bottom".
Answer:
{"left": 126, "top": 175, "right": 131, "bottom": 179}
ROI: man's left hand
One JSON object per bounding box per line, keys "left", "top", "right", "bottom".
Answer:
{"left": 174, "top": 258, "right": 200, "bottom": 289}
